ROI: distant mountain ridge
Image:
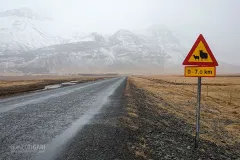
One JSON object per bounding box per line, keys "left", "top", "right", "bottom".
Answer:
{"left": 5, "top": 8, "right": 238, "bottom": 74}
{"left": 0, "top": 26, "right": 187, "bottom": 74}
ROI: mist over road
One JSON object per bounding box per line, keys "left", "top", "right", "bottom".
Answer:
{"left": 0, "top": 77, "right": 129, "bottom": 160}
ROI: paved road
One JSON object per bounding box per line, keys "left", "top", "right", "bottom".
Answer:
{"left": 0, "top": 77, "right": 131, "bottom": 160}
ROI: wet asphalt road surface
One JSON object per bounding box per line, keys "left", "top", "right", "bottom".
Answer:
{"left": 0, "top": 77, "right": 129, "bottom": 160}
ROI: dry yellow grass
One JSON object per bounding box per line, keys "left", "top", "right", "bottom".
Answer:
{"left": 130, "top": 76, "right": 240, "bottom": 146}
{"left": 140, "top": 75, "right": 240, "bottom": 107}
{"left": 0, "top": 76, "right": 96, "bottom": 87}
{"left": 0, "top": 80, "right": 40, "bottom": 87}
{"left": 144, "top": 75, "right": 240, "bottom": 85}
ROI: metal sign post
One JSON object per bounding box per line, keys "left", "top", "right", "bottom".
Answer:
{"left": 195, "top": 77, "right": 202, "bottom": 148}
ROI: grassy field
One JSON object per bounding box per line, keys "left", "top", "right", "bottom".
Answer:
{"left": 129, "top": 75, "right": 240, "bottom": 147}
{"left": 0, "top": 75, "right": 110, "bottom": 97}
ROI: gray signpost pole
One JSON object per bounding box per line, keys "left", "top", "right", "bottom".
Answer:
{"left": 195, "top": 77, "right": 202, "bottom": 148}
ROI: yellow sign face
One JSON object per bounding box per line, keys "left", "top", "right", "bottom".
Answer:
{"left": 183, "top": 34, "right": 218, "bottom": 66}
{"left": 188, "top": 41, "right": 213, "bottom": 63}
{"left": 185, "top": 66, "right": 216, "bottom": 77}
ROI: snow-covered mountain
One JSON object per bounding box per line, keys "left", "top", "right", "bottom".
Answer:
{"left": 133, "top": 25, "right": 186, "bottom": 66}
{"left": 0, "top": 8, "right": 64, "bottom": 51}
{"left": 0, "top": 28, "right": 187, "bottom": 74}
{"left": 0, "top": 7, "right": 87, "bottom": 52}
{"left": 0, "top": 8, "right": 187, "bottom": 74}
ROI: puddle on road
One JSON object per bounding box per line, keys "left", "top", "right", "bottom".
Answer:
{"left": 44, "top": 81, "right": 77, "bottom": 90}
{"left": 44, "top": 84, "right": 62, "bottom": 90}
{"left": 61, "top": 82, "right": 77, "bottom": 86}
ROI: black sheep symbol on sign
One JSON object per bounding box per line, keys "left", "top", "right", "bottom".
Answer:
{"left": 193, "top": 55, "right": 199, "bottom": 60}
{"left": 199, "top": 50, "right": 208, "bottom": 60}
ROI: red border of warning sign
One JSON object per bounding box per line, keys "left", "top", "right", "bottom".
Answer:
{"left": 182, "top": 34, "right": 218, "bottom": 66}
{"left": 184, "top": 66, "right": 216, "bottom": 77}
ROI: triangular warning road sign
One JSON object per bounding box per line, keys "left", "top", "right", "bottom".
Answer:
{"left": 182, "top": 34, "right": 218, "bottom": 66}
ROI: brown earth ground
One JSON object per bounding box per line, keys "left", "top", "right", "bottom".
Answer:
{"left": 0, "top": 75, "right": 113, "bottom": 97}
{"left": 120, "top": 76, "right": 240, "bottom": 159}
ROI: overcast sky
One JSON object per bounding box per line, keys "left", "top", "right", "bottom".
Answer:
{"left": 1, "top": 0, "right": 240, "bottom": 64}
